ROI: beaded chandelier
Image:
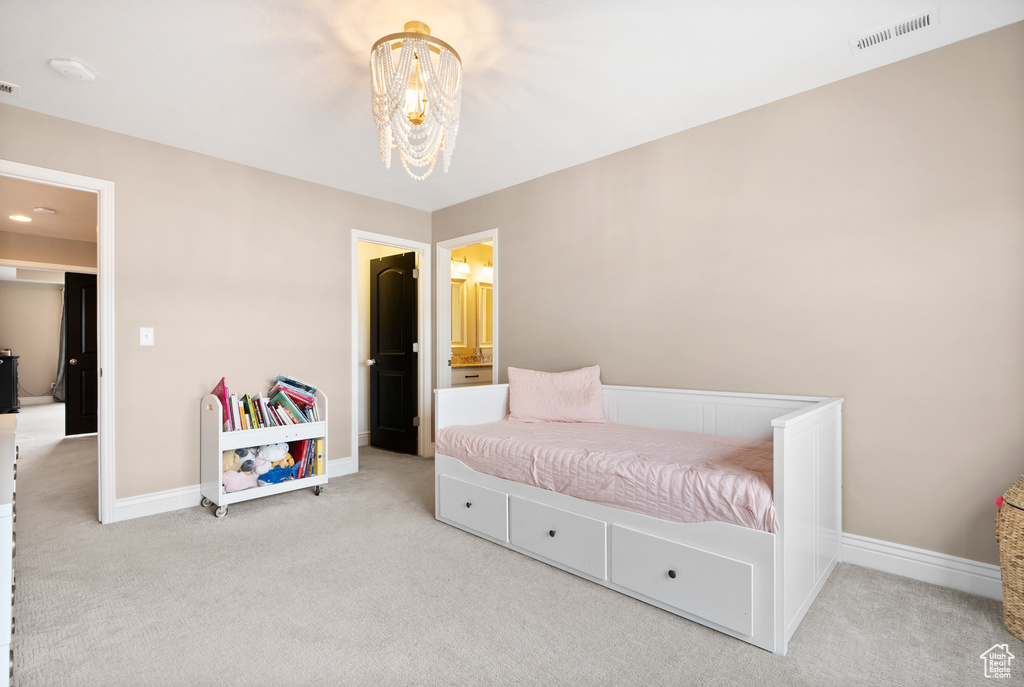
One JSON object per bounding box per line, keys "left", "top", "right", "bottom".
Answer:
{"left": 370, "top": 21, "right": 462, "bottom": 181}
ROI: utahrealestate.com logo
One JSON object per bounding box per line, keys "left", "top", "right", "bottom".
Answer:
{"left": 981, "top": 644, "right": 1015, "bottom": 679}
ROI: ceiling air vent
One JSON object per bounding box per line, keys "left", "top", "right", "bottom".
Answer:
{"left": 848, "top": 6, "right": 940, "bottom": 54}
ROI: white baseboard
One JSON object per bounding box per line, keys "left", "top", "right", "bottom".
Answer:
{"left": 358, "top": 431, "right": 369, "bottom": 447}
{"left": 113, "top": 457, "right": 358, "bottom": 522}
{"left": 328, "top": 456, "right": 356, "bottom": 478}
{"left": 114, "top": 483, "right": 201, "bottom": 522}
{"left": 843, "top": 533, "right": 1003, "bottom": 601}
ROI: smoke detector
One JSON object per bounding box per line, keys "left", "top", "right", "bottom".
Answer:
{"left": 849, "top": 6, "right": 940, "bottom": 54}
{"left": 49, "top": 59, "right": 96, "bottom": 81}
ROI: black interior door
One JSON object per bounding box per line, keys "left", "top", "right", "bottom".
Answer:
{"left": 369, "top": 252, "right": 418, "bottom": 454}
{"left": 64, "top": 272, "right": 97, "bottom": 435}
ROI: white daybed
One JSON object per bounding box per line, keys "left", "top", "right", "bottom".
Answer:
{"left": 434, "top": 383, "right": 843, "bottom": 655}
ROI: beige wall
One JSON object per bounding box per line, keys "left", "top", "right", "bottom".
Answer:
{"left": 432, "top": 23, "right": 1024, "bottom": 565}
{"left": 0, "top": 280, "right": 63, "bottom": 396}
{"left": 0, "top": 231, "right": 97, "bottom": 268}
{"left": 0, "top": 103, "right": 431, "bottom": 499}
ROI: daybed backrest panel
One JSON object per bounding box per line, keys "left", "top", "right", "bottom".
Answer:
{"left": 436, "top": 384, "right": 823, "bottom": 442}
{"left": 602, "top": 386, "right": 816, "bottom": 441}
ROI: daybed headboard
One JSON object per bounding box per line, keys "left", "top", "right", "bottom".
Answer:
{"left": 436, "top": 384, "right": 827, "bottom": 442}
{"left": 601, "top": 385, "right": 819, "bottom": 441}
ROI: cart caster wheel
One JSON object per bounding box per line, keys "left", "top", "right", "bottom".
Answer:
{"left": 214, "top": 506, "right": 228, "bottom": 518}
{"left": 314, "top": 485, "right": 324, "bottom": 496}
{"left": 201, "top": 497, "right": 213, "bottom": 508}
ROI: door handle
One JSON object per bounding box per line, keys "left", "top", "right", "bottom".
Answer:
{"left": 365, "top": 359, "right": 376, "bottom": 366}
{"left": 69, "top": 358, "right": 79, "bottom": 366}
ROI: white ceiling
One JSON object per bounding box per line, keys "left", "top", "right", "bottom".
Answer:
{"left": 1, "top": 1, "right": 1021, "bottom": 212}
{"left": 0, "top": 176, "right": 97, "bottom": 243}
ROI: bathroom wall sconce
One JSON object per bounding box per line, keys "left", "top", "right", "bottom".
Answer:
{"left": 451, "top": 256, "right": 471, "bottom": 278}
{"left": 479, "top": 261, "right": 493, "bottom": 283}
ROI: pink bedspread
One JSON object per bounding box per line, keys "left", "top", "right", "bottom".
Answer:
{"left": 436, "top": 420, "right": 778, "bottom": 533}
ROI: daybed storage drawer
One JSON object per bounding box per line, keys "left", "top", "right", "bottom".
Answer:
{"left": 509, "top": 497, "right": 607, "bottom": 580}
{"left": 610, "top": 525, "right": 753, "bottom": 636}
{"left": 439, "top": 475, "right": 508, "bottom": 542}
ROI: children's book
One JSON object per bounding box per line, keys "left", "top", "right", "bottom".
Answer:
{"left": 228, "top": 393, "right": 241, "bottom": 432}
{"left": 212, "top": 378, "right": 232, "bottom": 431}
{"left": 269, "top": 381, "right": 315, "bottom": 407}
{"left": 275, "top": 375, "right": 316, "bottom": 395}
{"left": 314, "top": 438, "right": 324, "bottom": 476}
{"left": 271, "top": 391, "right": 307, "bottom": 423}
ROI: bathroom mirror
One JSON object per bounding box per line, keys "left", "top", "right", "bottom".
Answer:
{"left": 477, "top": 283, "right": 493, "bottom": 348}
{"left": 451, "top": 280, "right": 467, "bottom": 347}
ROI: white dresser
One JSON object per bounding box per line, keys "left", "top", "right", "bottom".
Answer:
{"left": 0, "top": 415, "right": 14, "bottom": 686}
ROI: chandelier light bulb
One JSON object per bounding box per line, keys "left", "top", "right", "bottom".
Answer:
{"left": 404, "top": 55, "right": 429, "bottom": 126}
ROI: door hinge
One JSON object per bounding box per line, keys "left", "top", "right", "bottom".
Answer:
{"left": 412, "top": 417, "right": 420, "bottom": 427}
{"left": 412, "top": 268, "right": 420, "bottom": 279}
{"left": 412, "top": 343, "right": 419, "bottom": 353}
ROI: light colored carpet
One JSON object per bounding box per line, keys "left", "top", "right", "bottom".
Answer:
{"left": 9, "top": 401, "right": 1021, "bottom": 686}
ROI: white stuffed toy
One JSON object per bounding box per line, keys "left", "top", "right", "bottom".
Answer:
{"left": 254, "top": 443, "right": 290, "bottom": 475}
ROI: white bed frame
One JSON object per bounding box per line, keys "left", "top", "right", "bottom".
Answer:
{"left": 434, "top": 384, "right": 843, "bottom": 655}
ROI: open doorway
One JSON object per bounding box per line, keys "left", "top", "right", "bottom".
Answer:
{"left": 0, "top": 159, "right": 115, "bottom": 523}
{"left": 436, "top": 230, "right": 498, "bottom": 391}
{"left": 350, "top": 231, "right": 432, "bottom": 466}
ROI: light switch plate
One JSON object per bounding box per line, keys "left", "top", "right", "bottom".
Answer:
{"left": 139, "top": 327, "right": 155, "bottom": 346}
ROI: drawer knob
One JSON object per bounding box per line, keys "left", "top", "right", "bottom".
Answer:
{"left": 667, "top": 569, "right": 677, "bottom": 579}
{"left": 548, "top": 530, "right": 556, "bottom": 538}
{"left": 465, "top": 502, "right": 472, "bottom": 508}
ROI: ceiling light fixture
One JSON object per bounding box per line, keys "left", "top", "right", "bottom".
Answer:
{"left": 33, "top": 207, "right": 56, "bottom": 214}
{"left": 371, "top": 21, "right": 462, "bottom": 181}
{"left": 48, "top": 59, "right": 96, "bottom": 81}
{"left": 8, "top": 216, "right": 31, "bottom": 222}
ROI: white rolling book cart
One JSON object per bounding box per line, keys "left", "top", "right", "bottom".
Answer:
{"left": 200, "top": 390, "right": 328, "bottom": 517}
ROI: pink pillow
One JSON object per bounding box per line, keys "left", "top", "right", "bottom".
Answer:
{"left": 507, "top": 365, "right": 605, "bottom": 423}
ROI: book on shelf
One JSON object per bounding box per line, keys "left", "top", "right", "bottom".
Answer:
{"left": 238, "top": 395, "right": 250, "bottom": 431}
{"left": 270, "top": 381, "right": 315, "bottom": 408}
{"left": 289, "top": 439, "right": 312, "bottom": 479}
{"left": 228, "top": 393, "right": 241, "bottom": 432}
{"left": 314, "top": 438, "right": 324, "bottom": 476}
{"left": 275, "top": 375, "right": 316, "bottom": 396}
{"left": 270, "top": 391, "right": 309, "bottom": 424}
{"left": 213, "top": 376, "right": 321, "bottom": 432}
{"left": 212, "top": 377, "right": 232, "bottom": 431}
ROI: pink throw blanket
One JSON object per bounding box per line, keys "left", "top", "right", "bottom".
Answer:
{"left": 436, "top": 420, "right": 777, "bottom": 533}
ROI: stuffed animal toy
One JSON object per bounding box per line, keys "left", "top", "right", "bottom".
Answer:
{"left": 222, "top": 450, "right": 242, "bottom": 472}
{"left": 222, "top": 470, "right": 258, "bottom": 492}
{"left": 257, "top": 443, "right": 289, "bottom": 463}
{"left": 257, "top": 464, "right": 299, "bottom": 485}
{"left": 255, "top": 443, "right": 291, "bottom": 474}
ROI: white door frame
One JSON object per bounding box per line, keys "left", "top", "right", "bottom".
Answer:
{"left": 0, "top": 159, "right": 116, "bottom": 524}
{"left": 350, "top": 230, "right": 432, "bottom": 465}
{"left": 436, "top": 229, "right": 499, "bottom": 390}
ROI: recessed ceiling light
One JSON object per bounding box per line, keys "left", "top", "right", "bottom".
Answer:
{"left": 32, "top": 207, "right": 56, "bottom": 214}
{"left": 8, "top": 215, "right": 31, "bottom": 222}
{"left": 49, "top": 59, "right": 96, "bottom": 81}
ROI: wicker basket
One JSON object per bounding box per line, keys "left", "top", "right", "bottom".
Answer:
{"left": 996, "top": 475, "right": 1024, "bottom": 640}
